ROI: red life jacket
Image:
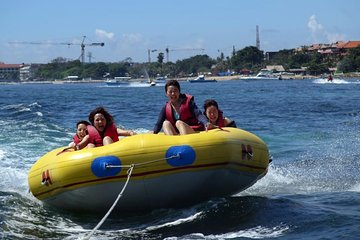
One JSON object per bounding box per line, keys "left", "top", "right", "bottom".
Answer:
{"left": 73, "top": 134, "right": 81, "bottom": 145}
{"left": 216, "top": 110, "right": 225, "bottom": 128}
{"left": 87, "top": 123, "right": 119, "bottom": 147}
{"left": 165, "top": 94, "right": 203, "bottom": 131}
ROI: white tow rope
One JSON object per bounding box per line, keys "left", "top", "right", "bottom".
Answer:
{"left": 80, "top": 154, "right": 180, "bottom": 239}
{"left": 81, "top": 164, "right": 134, "bottom": 240}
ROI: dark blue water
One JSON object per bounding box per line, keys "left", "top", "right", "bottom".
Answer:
{"left": 1, "top": 78, "right": 360, "bottom": 239}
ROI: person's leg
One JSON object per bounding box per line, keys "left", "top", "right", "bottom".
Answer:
{"left": 103, "top": 136, "right": 114, "bottom": 145}
{"left": 87, "top": 143, "right": 96, "bottom": 148}
{"left": 176, "top": 120, "right": 195, "bottom": 135}
{"left": 163, "top": 120, "right": 178, "bottom": 135}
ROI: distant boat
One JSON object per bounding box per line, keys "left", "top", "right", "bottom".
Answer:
{"left": 155, "top": 76, "right": 167, "bottom": 83}
{"left": 188, "top": 75, "right": 217, "bottom": 83}
{"left": 149, "top": 76, "right": 167, "bottom": 86}
{"left": 105, "top": 77, "right": 132, "bottom": 86}
{"left": 240, "top": 70, "right": 280, "bottom": 80}
{"left": 106, "top": 77, "right": 157, "bottom": 87}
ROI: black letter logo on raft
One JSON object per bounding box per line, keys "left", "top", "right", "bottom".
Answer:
{"left": 241, "top": 144, "right": 253, "bottom": 160}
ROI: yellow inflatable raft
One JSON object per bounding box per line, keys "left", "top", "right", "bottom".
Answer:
{"left": 28, "top": 128, "right": 270, "bottom": 214}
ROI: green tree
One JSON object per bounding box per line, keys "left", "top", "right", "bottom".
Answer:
{"left": 108, "top": 63, "right": 128, "bottom": 77}
{"left": 176, "top": 55, "right": 215, "bottom": 76}
{"left": 338, "top": 46, "right": 360, "bottom": 72}
{"left": 157, "top": 53, "right": 164, "bottom": 64}
{"left": 289, "top": 52, "right": 311, "bottom": 69}
{"left": 231, "top": 46, "right": 264, "bottom": 72}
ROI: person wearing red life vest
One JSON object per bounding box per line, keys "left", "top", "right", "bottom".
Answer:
{"left": 68, "top": 120, "right": 90, "bottom": 150}
{"left": 203, "top": 99, "right": 237, "bottom": 128}
{"left": 153, "top": 80, "right": 215, "bottom": 135}
{"left": 87, "top": 106, "right": 136, "bottom": 148}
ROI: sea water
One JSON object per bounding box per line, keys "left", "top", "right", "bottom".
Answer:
{"left": 1, "top": 78, "right": 360, "bottom": 239}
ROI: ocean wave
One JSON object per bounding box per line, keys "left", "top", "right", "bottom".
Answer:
{"left": 312, "top": 78, "right": 351, "bottom": 84}
{"left": 0, "top": 149, "right": 5, "bottom": 161}
{"left": 165, "top": 225, "right": 290, "bottom": 239}
{"left": 348, "top": 183, "right": 360, "bottom": 192}
{"left": 0, "top": 167, "right": 29, "bottom": 195}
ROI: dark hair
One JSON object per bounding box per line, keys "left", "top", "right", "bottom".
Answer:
{"left": 165, "top": 80, "right": 181, "bottom": 92}
{"left": 203, "top": 99, "right": 219, "bottom": 112}
{"left": 88, "top": 107, "right": 115, "bottom": 126}
{"left": 76, "top": 120, "right": 90, "bottom": 128}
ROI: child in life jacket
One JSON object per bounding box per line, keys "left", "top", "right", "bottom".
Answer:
{"left": 203, "top": 99, "right": 237, "bottom": 128}
{"left": 68, "top": 120, "right": 91, "bottom": 150}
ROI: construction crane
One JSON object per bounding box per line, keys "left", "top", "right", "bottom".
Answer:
{"left": 147, "top": 49, "right": 158, "bottom": 63}
{"left": 9, "top": 36, "right": 104, "bottom": 64}
{"left": 165, "top": 47, "right": 205, "bottom": 62}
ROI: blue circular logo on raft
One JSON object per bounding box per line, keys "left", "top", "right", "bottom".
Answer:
{"left": 166, "top": 145, "right": 196, "bottom": 167}
{"left": 91, "top": 156, "right": 121, "bottom": 178}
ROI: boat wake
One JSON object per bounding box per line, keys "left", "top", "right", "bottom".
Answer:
{"left": 312, "top": 78, "right": 351, "bottom": 84}
{"left": 244, "top": 126, "right": 360, "bottom": 196}
{"left": 170, "top": 225, "right": 290, "bottom": 239}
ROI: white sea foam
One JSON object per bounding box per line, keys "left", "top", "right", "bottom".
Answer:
{"left": 29, "top": 102, "right": 42, "bottom": 108}
{"left": 312, "top": 78, "right": 350, "bottom": 84}
{"left": 18, "top": 107, "right": 31, "bottom": 112}
{"left": 0, "top": 167, "right": 29, "bottom": 195}
{"left": 238, "top": 164, "right": 298, "bottom": 196}
{"left": 0, "top": 149, "right": 5, "bottom": 161}
{"left": 35, "top": 111, "right": 43, "bottom": 117}
{"left": 163, "top": 225, "right": 289, "bottom": 239}
{"left": 145, "top": 211, "right": 203, "bottom": 231}
{"left": 348, "top": 183, "right": 360, "bottom": 192}
{"left": 0, "top": 103, "right": 23, "bottom": 110}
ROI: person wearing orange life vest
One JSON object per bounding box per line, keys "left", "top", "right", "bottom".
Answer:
{"left": 68, "top": 120, "right": 91, "bottom": 150}
{"left": 203, "top": 99, "right": 237, "bottom": 128}
{"left": 153, "top": 80, "right": 216, "bottom": 135}
{"left": 87, "top": 106, "right": 136, "bottom": 148}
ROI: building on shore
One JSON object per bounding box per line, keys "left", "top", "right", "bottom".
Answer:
{"left": 0, "top": 62, "right": 23, "bottom": 80}
{"left": 0, "top": 63, "right": 42, "bottom": 81}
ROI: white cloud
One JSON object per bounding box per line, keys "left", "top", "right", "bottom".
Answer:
{"left": 307, "top": 15, "right": 346, "bottom": 44}
{"left": 308, "top": 15, "right": 323, "bottom": 33}
{"left": 95, "top": 29, "right": 115, "bottom": 41}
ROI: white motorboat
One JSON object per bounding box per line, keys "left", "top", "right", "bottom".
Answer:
{"left": 240, "top": 70, "right": 280, "bottom": 80}
{"left": 188, "top": 75, "right": 217, "bottom": 83}
{"left": 105, "top": 77, "right": 132, "bottom": 86}
{"left": 155, "top": 76, "right": 167, "bottom": 83}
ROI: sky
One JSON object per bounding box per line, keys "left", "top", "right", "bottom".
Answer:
{"left": 1, "top": 0, "right": 360, "bottom": 64}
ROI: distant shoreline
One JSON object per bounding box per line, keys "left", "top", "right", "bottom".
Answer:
{"left": 1, "top": 73, "right": 359, "bottom": 85}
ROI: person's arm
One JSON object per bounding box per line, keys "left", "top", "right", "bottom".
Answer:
{"left": 76, "top": 135, "right": 89, "bottom": 150}
{"left": 190, "top": 100, "right": 208, "bottom": 126}
{"left": 224, "top": 117, "right": 237, "bottom": 128}
{"left": 117, "top": 128, "right": 136, "bottom": 136}
{"left": 153, "top": 105, "right": 166, "bottom": 134}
